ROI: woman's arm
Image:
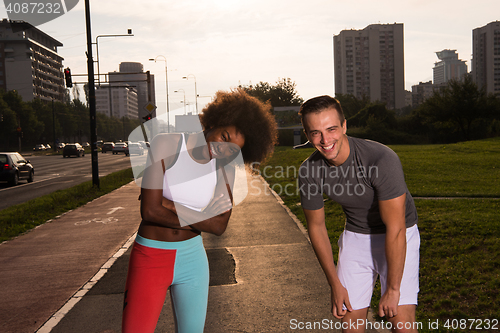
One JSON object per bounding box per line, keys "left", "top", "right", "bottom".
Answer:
{"left": 161, "top": 166, "right": 235, "bottom": 236}
{"left": 141, "top": 185, "right": 191, "bottom": 230}
{"left": 141, "top": 163, "right": 232, "bottom": 233}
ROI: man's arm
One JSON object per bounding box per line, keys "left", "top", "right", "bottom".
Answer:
{"left": 304, "top": 207, "right": 353, "bottom": 319}
{"left": 378, "top": 193, "right": 407, "bottom": 318}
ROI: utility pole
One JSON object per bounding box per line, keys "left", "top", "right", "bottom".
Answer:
{"left": 85, "top": 0, "right": 100, "bottom": 188}
{"left": 52, "top": 100, "right": 56, "bottom": 152}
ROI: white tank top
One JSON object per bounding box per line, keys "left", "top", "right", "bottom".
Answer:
{"left": 162, "top": 133, "right": 217, "bottom": 211}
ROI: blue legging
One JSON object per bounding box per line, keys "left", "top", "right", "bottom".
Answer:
{"left": 122, "top": 235, "right": 209, "bottom": 333}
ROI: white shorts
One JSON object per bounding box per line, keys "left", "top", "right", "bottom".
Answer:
{"left": 337, "top": 224, "right": 420, "bottom": 310}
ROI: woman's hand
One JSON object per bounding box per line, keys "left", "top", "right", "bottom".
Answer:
{"left": 203, "top": 194, "right": 233, "bottom": 216}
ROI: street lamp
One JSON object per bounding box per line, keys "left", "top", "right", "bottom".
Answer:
{"left": 149, "top": 56, "right": 170, "bottom": 132}
{"left": 182, "top": 74, "right": 198, "bottom": 114}
{"left": 174, "top": 89, "right": 186, "bottom": 114}
{"left": 95, "top": 29, "right": 134, "bottom": 86}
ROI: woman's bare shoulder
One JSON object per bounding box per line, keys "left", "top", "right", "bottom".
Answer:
{"left": 150, "top": 133, "right": 181, "bottom": 152}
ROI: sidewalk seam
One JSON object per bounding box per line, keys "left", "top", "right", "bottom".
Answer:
{"left": 35, "top": 232, "right": 137, "bottom": 333}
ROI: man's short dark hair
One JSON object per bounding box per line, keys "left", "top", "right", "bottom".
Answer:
{"left": 299, "top": 95, "right": 345, "bottom": 125}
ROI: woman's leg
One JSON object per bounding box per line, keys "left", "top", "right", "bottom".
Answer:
{"left": 170, "top": 238, "right": 210, "bottom": 333}
{"left": 122, "top": 242, "right": 176, "bottom": 333}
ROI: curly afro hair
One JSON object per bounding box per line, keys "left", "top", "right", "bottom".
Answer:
{"left": 199, "top": 88, "right": 278, "bottom": 164}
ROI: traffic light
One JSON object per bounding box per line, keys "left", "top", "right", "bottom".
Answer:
{"left": 142, "top": 114, "right": 152, "bottom": 122}
{"left": 64, "top": 68, "right": 72, "bottom": 88}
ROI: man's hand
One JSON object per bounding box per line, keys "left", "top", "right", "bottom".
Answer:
{"left": 331, "top": 283, "right": 353, "bottom": 319}
{"left": 378, "top": 289, "right": 400, "bottom": 318}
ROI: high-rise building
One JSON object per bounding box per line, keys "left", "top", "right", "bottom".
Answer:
{"left": 433, "top": 49, "right": 468, "bottom": 85}
{"left": 95, "top": 85, "right": 138, "bottom": 119}
{"left": 334, "top": 23, "right": 405, "bottom": 110}
{"left": 0, "top": 19, "right": 65, "bottom": 102}
{"left": 472, "top": 21, "right": 500, "bottom": 95}
{"left": 411, "top": 81, "right": 435, "bottom": 107}
{"left": 108, "top": 62, "right": 155, "bottom": 119}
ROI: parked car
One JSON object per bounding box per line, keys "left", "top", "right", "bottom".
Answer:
{"left": 0, "top": 152, "right": 34, "bottom": 186}
{"left": 112, "top": 142, "right": 129, "bottom": 156}
{"left": 63, "top": 143, "right": 85, "bottom": 157}
{"left": 102, "top": 142, "right": 114, "bottom": 153}
{"left": 128, "top": 142, "right": 144, "bottom": 156}
{"left": 138, "top": 141, "right": 150, "bottom": 149}
{"left": 33, "top": 144, "right": 46, "bottom": 151}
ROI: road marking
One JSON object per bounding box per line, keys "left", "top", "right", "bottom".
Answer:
{"left": 36, "top": 232, "right": 137, "bottom": 333}
{"left": 74, "top": 217, "right": 118, "bottom": 226}
{"left": 0, "top": 175, "right": 64, "bottom": 192}
{"left": 108, "top": 207, "right": 124, "bottom": 215}
{"left": 32, "top": 180, "right": 74, "bottom": 189}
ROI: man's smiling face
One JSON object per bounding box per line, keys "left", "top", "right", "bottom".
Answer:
{"left": 303, "top": 107, "right": 349, "bottom": 166}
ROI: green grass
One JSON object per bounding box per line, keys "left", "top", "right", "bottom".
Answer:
{"left": 415, "top": 199, "right": 500, "bottom": 321}
{"left": 0, "top": 168, "right": 135, "bottom": 243}
{"left": 262, "top": 138, "right": 500, "bottom": 332}
{"left": 392, "top": 138, "right": 500, "bottom": 197}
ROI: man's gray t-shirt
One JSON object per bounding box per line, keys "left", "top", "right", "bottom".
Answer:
{"left": 298, "top": 136, "right": 418, "bottom": 234}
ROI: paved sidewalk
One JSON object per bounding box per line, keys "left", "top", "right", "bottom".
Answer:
{"left": 1, "top": 173, "right": 383, "bottom": 333}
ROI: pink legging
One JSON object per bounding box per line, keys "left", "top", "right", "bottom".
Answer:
{"left": 122, "top": 235, "right": 209, "bottom": 333}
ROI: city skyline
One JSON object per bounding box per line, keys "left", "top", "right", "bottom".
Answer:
{"left": 0, "top": 0, "right": 498, "bottom": 123}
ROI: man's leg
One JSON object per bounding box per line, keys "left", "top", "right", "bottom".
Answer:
{"left": 378, "top": 226, "right": 420, "bottom": 333}
{"left": 337, "top": 231, "right": 378, "bottom": 333}
{"left": 341, "top": 308, "right": 369, "bottom": 333}
{"left": 386, "top": 305, "right": 418, "bottom": 333}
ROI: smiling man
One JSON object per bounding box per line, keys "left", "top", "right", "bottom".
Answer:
{"left": 298, "top": 95, "right": 420, "bottom": 333}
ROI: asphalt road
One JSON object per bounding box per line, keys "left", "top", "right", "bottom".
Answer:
{"left": 0, "top": 152, "right": 133, "bottom": 210}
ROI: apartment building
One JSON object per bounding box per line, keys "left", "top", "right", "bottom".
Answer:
{"left": 108, "top": 62, "right": 155, "bottom": 120}
{"left": 433, "top": 49, "right": 468, "bottom": 85}
{"left": 0, "top": 19, "right": 65, "bottom": 102}
{"left": 95, "top": 85, "right": 138, "bottom": 119}
{"left": 472, "top": 21, "right": 500, "bottom": 94}
{"left": 334, "top": 23, "right": 405, "bottom": 110}
{"left": 411, "top": 81, "right": 435, "bottom": 107}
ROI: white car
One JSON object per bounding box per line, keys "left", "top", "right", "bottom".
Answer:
{"left": 128, "top": 142, "right": 144, "bottom": 155}
{"left": 112, "top": 142, "right": 129, "bottom": 156}
{"left": 33, "top": 144, "right": 46, "bottom": 151}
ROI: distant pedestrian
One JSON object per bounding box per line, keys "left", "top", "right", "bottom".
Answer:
{"left": 122, "top": 89, "right": 278, "bottom": 333}
{"left": 298, "top": 95, "right": 420, "bottom": 333}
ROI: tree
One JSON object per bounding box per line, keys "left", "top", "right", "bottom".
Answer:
{"left": 347, "top": 102, "right": 397, "bottom": 129}
{"left": 30, "top": 99, "right": 53, "bottom": 144}
{"left": 0, "top": 92, "right": 18, "bottom": 150}
{"left": 242, "top": 78, "right": 303, "bottom": 107}
{"left": 3, "top": 90, "right": 44, "bottom": 145}
{"left": 417, "top": 74, "right": 499, "bottom": 141}
{"left": 335, "top": 93, "right": 370, "bottom": 119}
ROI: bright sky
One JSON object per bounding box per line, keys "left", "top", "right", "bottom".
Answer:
{"left": 1, "top": 0, "right": 498, "bottom": 123}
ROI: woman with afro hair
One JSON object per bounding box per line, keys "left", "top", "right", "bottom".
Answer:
{"left": 122, "top": 88, "right": 278, "bottom": 333}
